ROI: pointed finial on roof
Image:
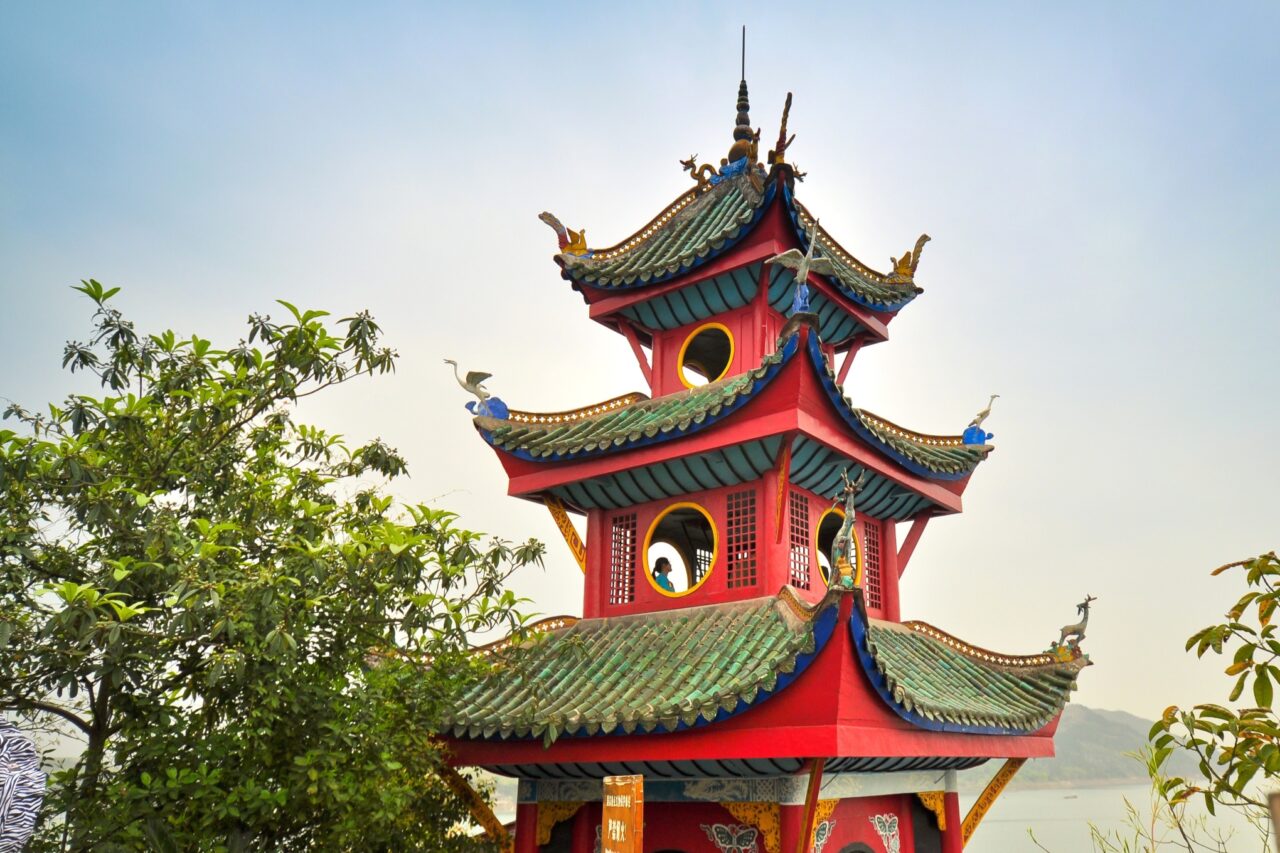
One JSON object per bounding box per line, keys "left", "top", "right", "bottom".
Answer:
{"left": 726, "top": 26, "right": 759, "bottom": 165}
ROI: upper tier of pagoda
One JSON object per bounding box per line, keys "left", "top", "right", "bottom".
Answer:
{"left": 538, "top": 80, "right": 930, "bottom": 361}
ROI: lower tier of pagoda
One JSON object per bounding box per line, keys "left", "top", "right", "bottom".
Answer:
{"left": 443, "top": 589, "right": 1089, "bottom": 778}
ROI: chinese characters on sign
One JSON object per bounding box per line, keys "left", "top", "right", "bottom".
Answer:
{"left": 601, "top": 775, "right": 643, "bottom": 853}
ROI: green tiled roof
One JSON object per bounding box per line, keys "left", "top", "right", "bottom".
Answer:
{"left": 852, "top": 411, "right": 988, "bottom": 477}
{"left": 476, "top": 333, "right": 795, "bottom": 460}
{"left": 860, "top": 619, "right": 1086, "bottom": 734}
{"left": 557, "top": 171, "right": 921, "bottom": 314}
{"left": 480, "top": 326, "right": 990, "bottom": 483}
{"left": 442, "top": 592, "right": 834, "bottom": 743}
{"left": 561, "top": 171, "right": 767, "bottom": 287}
{"left": 803, "top": 332, "right": 990, "bottom": 478}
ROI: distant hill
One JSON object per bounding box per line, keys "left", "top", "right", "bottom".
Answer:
{"left": 960, "top": 705, "right": 1198, "bottom": 790}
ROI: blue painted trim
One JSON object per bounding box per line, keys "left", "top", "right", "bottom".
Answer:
{"left": 479, "top": 595, "right": 844, "bottom": 743}
{"left": 847, "top": 608, "right": 1036, "bottom": 736}
{"left": 804, "top": 333, "right": 972, "bottom": 482}
{"left": 570, "top": 181, "right": 779, "bottom": 292}
{"left": 480, "top": 332, "right": 800, "bottom": 463}
{"left": 780, "top": 185, "right": 919, "bottom": 313}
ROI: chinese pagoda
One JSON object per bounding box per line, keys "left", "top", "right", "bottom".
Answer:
{"left": 442, "top": 75, "right": 1091, "bottom": 853}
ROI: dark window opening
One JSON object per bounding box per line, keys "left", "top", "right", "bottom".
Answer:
{"left": 816, "top": 507, "right": 845, "bottom": 586}
{"left": 679, "top": 324, "right": 733, "bottom": 387}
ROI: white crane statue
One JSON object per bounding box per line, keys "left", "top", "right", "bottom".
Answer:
{"left": 969, "top": 394, "right": 999, "bottom": 429}
{"left": 444, "top": 359, "right": 507, "bottom": 418}
{"left": 767, "top": 220, "right": 838, "bottom": 315}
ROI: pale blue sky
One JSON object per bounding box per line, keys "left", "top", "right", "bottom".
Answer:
{"left": 2, "top": 2, "right": 1277, "bottom": 719}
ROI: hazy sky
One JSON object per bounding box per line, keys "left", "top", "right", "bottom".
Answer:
{"left": 2, "top": 2, "right": 1277, "bottom": 720}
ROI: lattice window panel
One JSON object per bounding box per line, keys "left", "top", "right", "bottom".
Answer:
{"left": 788, "top": 490, "right": 810, "bottom": 590}
{"left": 726, "top": 489, "right": 758, "bottom": 589}
{"left": 609, "top": 513, "right": 637, "bottom": 605}
{"left": 692, "top": 547, "right": 712, "bottom": 584}
{"left": 863, "top": 516, "right": 883, "bottom": 611}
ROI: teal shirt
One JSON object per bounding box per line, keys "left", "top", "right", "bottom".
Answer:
{"left": 654, "top": 572, "right": 675, "bottom": 592}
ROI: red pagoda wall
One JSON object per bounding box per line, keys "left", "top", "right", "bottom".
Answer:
{"left": 581, "top": 478, "right": 898, "bottom": 621}
{"left": 531, "top": 794, "right": 934, "bottom": 853}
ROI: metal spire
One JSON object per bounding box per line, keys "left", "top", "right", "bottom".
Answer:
{"left": 733, "top": 27, "right": 752, "bottom": 145}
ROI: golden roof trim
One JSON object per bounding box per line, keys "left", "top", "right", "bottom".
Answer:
{"left": 578, "top": 186, "right": 704, "bottom": 262}
{"left": 506, "top": 393, "right": 650, "bottom": 425}
{"left": 472, "top": 615, "right": 579, "bottom": 659}
{"left": 898, "top": 620, "right": 1060, "bottom": 668}
{"left": 794, "top": 204, "right": 892, "bottom": 282}
{"left": 854, "top": 409, "right": 970, "bottom": 448}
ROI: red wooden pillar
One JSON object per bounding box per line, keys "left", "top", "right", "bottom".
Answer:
{"left": 570, "top": 801, "right": 597, "bottom": 853}
{"left": 584, "top": 510, "right": 603, "bottom": 618}
{"left": 762, "top": 436, "right": 794, "bottom": 593}
{"left": 779, "top": 803, "right": 804, "bottom": 852}
{"left": 881, "top": 519, "right": 900, "bottom": 622}
{"left": 941, "top": 791, "right": 963, "bottom": 853}
{"left": 515, "top": 801, "right": 538, "bottom": 853}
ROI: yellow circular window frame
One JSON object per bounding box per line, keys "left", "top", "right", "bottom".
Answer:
{"left": 642, "top": 501, "right": 719, "bottom": 598}
{"left": 676, "top": 322, "right": 735, "bottom": 389}
{"left": 814, "top": 505, "right": 864, "bottom": 589}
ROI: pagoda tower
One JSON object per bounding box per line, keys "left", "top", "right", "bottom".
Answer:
{"left": 442, "top": 77, "right": 1091, "bottom": 853}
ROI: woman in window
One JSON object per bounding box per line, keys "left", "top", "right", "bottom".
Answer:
{"left": 652, "top": 556, "right": 675, "bottom": 592}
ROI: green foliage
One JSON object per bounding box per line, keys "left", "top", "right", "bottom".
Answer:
{"left": 0, "top": 283, "right": 543, "bottom": 850}
{"left": 1149, "top": 552, "right": 1280, "bottom": 820}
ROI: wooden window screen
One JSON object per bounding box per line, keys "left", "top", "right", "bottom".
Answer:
{"left": 609, "top": 513, "right": 637, "bottom": 604}
{"left": 863, "top": 516, "right": 882, "bottom": 610}
{"left": 693, "top": 547, "right": 712, "bottom": 584}
{"left": 788, "top": 490, "right": 810, "bottom": 590}
{"left": 726, "top": 489, "right": 757, "bottom": 588}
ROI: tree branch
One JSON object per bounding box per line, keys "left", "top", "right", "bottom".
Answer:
{"left": 3, "top": 696, "right": 93, "bottom": 735}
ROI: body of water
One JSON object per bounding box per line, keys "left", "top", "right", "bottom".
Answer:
{"left": 962, "top": 785, "right": 1268, "bottom": 852}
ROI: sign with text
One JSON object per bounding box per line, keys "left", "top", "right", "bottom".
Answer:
{"left": 601, "top": 774, "right": 643, "bottom": 853}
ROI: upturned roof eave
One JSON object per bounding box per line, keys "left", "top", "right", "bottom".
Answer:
{"left": 471, "top": 326, "right": 989, "bottom": 505}
{"left": 441, "top": 590, "right": 1083, "bottom": 762}
{"left": 554, "top": 171, "right": 925, "bottom": 317}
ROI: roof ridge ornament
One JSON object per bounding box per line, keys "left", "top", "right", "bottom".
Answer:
{"left": 679, "top": 154, "right": 719, "bottom": 190}
{"left": 1049, "top": 595, "right": 1096, "bottom": 663}
{"left": 831, "top": 467, "right": 871, "bottom": 589}
{"left": 538, "top": 211, "right": 590, "bottom": 257}
{"left": 887, "top": 234, "right": 931, "bottom": 283}
{"left": 963, "top": 394, "right": 998, "bottom": 445}
{"left": 767, "top": 92, "right": 796, "bottom": 167}
{"left": 444, "top": 358, "right": 508, "bottom": 419}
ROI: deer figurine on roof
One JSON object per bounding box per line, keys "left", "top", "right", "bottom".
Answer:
{"left": 1054, "top": 591, "right": 1095, "bottom": 650}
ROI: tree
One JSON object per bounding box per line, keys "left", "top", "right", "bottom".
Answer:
{"left": 1055, "top": 554, "right": 1280, "bottom": 853}
{"left": 1154, "top": 553, "right": 1280, "bottom": 810}
{"left": 0, "top": 282, "right": 542, "bottom": 851}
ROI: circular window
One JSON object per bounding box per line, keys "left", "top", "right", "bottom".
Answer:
{"left": 677, "top": 323, "right": 734, "bottom": 388}
{"left": 815, "top": 506, "right": 845, "bottom": 586}
{"left": 643, "top": 502, "right": 718, "bottom": 597}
